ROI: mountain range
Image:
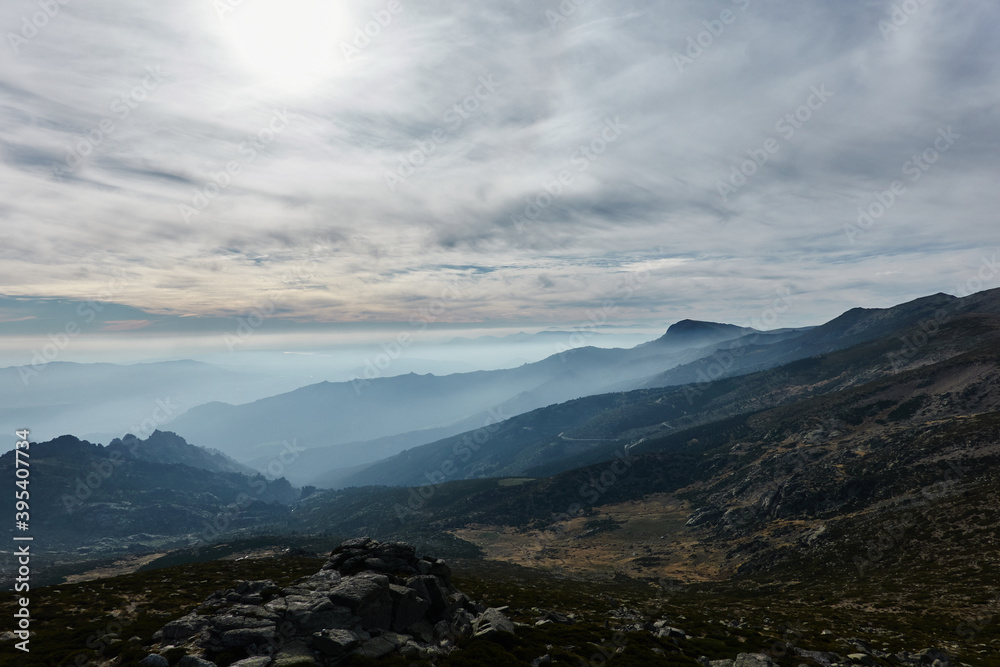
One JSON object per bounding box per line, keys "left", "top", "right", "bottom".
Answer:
{"left": 6, "top": 286, "right": 1000, "bottom": 665}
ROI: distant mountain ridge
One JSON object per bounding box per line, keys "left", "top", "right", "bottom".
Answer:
{"left": 0, "top": 432, "right": 298, "bottom": 555}
{"left": 328, "top": 288, "right": 1000, "bottom": 489}
{"left": 164, "top": 320, "right": 756, "bottom": 471}
{"left": 107, "top": 429, "right": 257, "bottom": 475}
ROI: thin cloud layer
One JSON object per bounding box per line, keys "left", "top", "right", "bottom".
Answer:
{"left": 1, "top": 0, "right": 998, "bottom": 331}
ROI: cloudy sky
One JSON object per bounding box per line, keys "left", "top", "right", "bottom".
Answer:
{"left": 1, "top": 0, "right": 998, "bottom": 347}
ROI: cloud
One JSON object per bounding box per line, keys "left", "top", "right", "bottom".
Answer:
{"left": 100, "top": 319, "right": 153, "bottom": 332}
{"left": 0, "top": 0, "right": 997, "bottom": 332}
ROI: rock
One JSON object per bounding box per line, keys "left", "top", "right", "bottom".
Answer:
{"left": 915, "top": 648, "right": 951, "bottom": 666}
{"left": 159, "top": 613, "right": 209, "bottom": 642}
{"left": 355, "top": 636, "right": 397, "bottom": 659}
{"left": 408, "top": 620, "right": 436, "bottom": 644}
{"left": 217, "top": 627, "right": 278, "bottom": 649}
{"left": 229, "top": 658, "right": 272, "bottom": 667}
{"left": 272, "top": 637, "right": 319, "bottom": 666}
{"left": 311, "top": 629, "right": 359, "bottom": 656}
{"left": 329, "top": 572, "right": 393, "bottom": 629}
{"left": 708, "top": 660, "right": 734, "bottom": 667}
{"left": 406, "top": 575, "right": 451, "bottom": 617}
{"left": 138, "top": 655, "right": 169, "bottom": 667}
{"left": 390, "top": 583, "right": 431, "bottom": 631}
{"left": 794, "top": 648, "right": 838, "bottom": 666}
{"left": 848, "top": 653, "right": 878, "bottom": 666}
{"left": 178, "top": 657, "right": 218, "bottom": 667}
{"left": 149, "top": 538, "right": 506, "bottom": 666}
{"left": 656, "top": 626, "right": 687, "bottom": 638}
{"left": 532, "top": 654, "right": 553, "bottom": 666}
{"left": 473, "top": 607, "right": 516, "bottom": 638}
{"left": 734, "top": 654, "right": 775, "bottom": 667}
{"left": 536, "top": 610, "right": 574, "bottom": 625}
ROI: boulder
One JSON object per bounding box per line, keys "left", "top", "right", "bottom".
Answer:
{"left": 229, "top": 658, "right": 272, "bottom": 667}
{"left": 150, "top": 537, "right": 510, "bottom": 666}
{"left": 272, "top": 637, "right": 320, "bottom": 666}
{"left": 311, "top": 628, "right": 359, "bottom": 656}
{"left": 138, "top": 655, "right": 169, "bottom": 667}
{"left": 473, "top": 607, "right": 516, "bottom": 638}
{"left": 734, "top": 654, "right": 775, "bottom": 667}
{"left": 177, "top": 657, "right": 217, "bottom": 667}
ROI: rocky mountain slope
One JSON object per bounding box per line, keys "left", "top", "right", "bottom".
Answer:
{"left": 332, "top": 289, "right": 1000, "bottom": 489}
{"left": 0, "top": 432, "right": 298, "bottom": 570}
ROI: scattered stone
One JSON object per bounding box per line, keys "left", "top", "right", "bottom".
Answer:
{"left": 656, "top": 625, "right": 687, "bottom": 639}
{"left": 311, "top": 628, "right": 359, "bottom": 656}
{"left": 734, "top": 653, "right": 775, "bottom": 667}
{"left": 229, "top": 658, "right": 272, "bottom": 667}
{"left": 355, "top": 635, "right": 397, "bottom": 659}
{"left": 272, "top": 637, "right": 319, "bottom": 666}
{"left": 138, "top": 655, "right": 169, "bottom": 667}
{"left": 473, "top": 607, "right": 516, "bottom": 638}
{"left": 177, "top": 657, "right": 217, "bottom": 667}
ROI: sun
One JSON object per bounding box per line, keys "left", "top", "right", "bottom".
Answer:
{"left": 220, "top": 0, "right": 350, "bottom": 93}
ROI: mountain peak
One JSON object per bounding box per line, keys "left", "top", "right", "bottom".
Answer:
{"left": 665, "top": 319, "right": 745, "bottom": 335}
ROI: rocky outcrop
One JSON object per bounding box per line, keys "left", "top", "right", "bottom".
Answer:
{"left": 148, "top": 538, "right": 513, "bottom": 666}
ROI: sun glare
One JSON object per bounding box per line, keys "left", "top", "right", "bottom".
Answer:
{"left": 220, "top": 0, "right": 349, "bottom": 92}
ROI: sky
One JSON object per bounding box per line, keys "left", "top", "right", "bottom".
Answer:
{"left": 1, "top": 0, "right": 999, "bottom": 359}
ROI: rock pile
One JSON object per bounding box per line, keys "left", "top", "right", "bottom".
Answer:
{"left": 146, "top": 537, "right": 513, "bottom": 666}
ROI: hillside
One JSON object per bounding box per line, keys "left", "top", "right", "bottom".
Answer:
{"left": 333, "top": 290, "right": 1000, "bottom": 489}
{"left": 7, "top": 288, "right": 1000, "bottom": 667}
{"left": 0, "top": 433, "right": 299, "bottom": 577}
{"left": 163, "top": 321, "right": 760, "bottom": 472}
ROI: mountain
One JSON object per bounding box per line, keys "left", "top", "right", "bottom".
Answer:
{"left": 637, "top": 319, "right": 757, "bottom": 352}
{"left": 0, "top": 433, "right": 299, "bottom": 560}
{"left": 107, "top": 429, "right": 257, "bottom": 475}
{"left": 322, "top": 289, "right": 998, "bottom": 488}
{"left": 163, "top": 320, "right": 759, "bottom": 471}
{"left": 10, "top": 288, "right": 1000, "bottom": 667}
{"left": 635, "top": 291, "right": 962, "bottom": 390}
{"left": 286, "top": 292, "right": 1000, "bottom": 593}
